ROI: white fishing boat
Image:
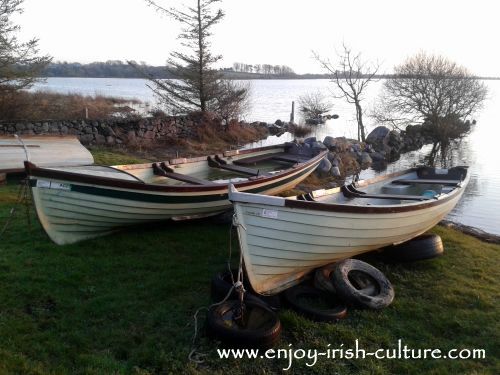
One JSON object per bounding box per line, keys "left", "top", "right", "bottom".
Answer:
{"left": 0, "top": 135, "right": 94, "bottom": 173}
{"left": 25, "top": 144, "right": 327, "bottom": 245}
{"left": 229, "top": 166, "right": 470, "bottom": 295}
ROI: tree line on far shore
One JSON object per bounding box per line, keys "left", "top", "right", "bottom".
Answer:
{"left": 41, "top": 61, "right": 299, "bottom": 79}
{"left": 35, "top": 61, "right": 500, "bottom": 80}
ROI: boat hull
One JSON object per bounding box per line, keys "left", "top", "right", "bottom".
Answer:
{"left": 230, "top": 167, "right": 470, "bottom": 295}
{"left": 0, "top": 136, "right": 93, "bottom": 173}
{"left": 27, "top": 150, "right": 325, "bottom": 245}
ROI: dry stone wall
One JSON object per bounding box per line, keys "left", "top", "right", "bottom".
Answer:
{"left": 0, "top": 116, "right": 198, "bottom": 145}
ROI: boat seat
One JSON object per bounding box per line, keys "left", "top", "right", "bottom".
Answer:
{"left": 233, "top": 154, "right": 275, "bottom": 166}
{"left": 207, "top": 156, "right": 261, "bottom": 176}
{"left": 271, "top": 154, "right": 310, "bottom": 164}
{"left": 341, "top": 185, "right": 433, "bottom": 201}
{"left": 392, "top": 179, "right": 461, "bottom": 186}
{"left": 152, "top": 163, "right": 210, "bottom": 185}
{"left": 233, "top": 152, "right": 308, "bottom": 166}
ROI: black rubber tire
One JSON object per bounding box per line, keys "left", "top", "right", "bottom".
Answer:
{"left": 207, "top": 299, "right": 281, "bottom": 348}
{"left": 313, "top": 263, "right": 337, "bottom": 293}
{"left": 210, "top": 269, "right": 240, "bottom": 302}
{"left": 332, "top": 259, "right": 394, "bottom": 310}
{"left": 283, "top": 284, "right": 347, "bottom": 322}
{"left": 210, "top": 269, "right": 282, "bottom": 310}
{"left": 380, "top": 234, "right": 444, "bottom": 262}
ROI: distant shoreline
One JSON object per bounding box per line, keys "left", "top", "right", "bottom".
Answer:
{"left": 39, "top": 74, "right": 500, "bottom": 80}
{"left": 39, "top": 63, "right": 500, "bottom": 80}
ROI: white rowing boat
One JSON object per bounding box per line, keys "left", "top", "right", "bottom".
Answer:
{"left": 25, "top": 144, "right": 327, "bottom": 245}
{"left": 229, "top": 166, "right": 470, "bottom": 295}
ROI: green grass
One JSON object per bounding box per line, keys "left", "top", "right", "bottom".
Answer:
{"left": 89, "top": 147, "right": 151, "bottom": 166}
{"left": 0, "top": 178, "right": 498, "bottom": 374}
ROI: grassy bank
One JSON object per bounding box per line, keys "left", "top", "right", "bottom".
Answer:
{"left": 0, "top": 176, "right": 498, "bottom": 374}
{"left": 0, "top": 91, "right": 140, "bottom": 121}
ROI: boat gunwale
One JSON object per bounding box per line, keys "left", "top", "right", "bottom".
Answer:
{"left": 230, "top": 166, "right": 470, "bottom": 214}
{"left": 24, "top": 149, "right": 328, "bottom": 193}
{"left": 112, "top": 144, "right": 286, "bottom": 170}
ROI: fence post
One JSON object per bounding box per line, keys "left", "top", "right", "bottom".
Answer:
{"left": 290, "top": 101, "right": 295, "bottom": 123}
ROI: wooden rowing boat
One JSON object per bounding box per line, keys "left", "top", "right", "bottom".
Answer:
{"left": 0, "top": 135, "right": 94, "bottom": 173}
{"left": 25, "top": 144, "right": 327, "bottom": 245}
{"left": 229, "top": 166, "right": 470, "bottom": 295}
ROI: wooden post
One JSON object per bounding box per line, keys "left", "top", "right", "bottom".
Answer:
{"left": 290, "top": 101, "right": 295, "bottom": 123}
{"left": 85, "top": 107, "right": 89, "bottom": 119}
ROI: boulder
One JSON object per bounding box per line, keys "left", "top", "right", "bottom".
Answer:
{"left": 366, "top": 126, "right": 405, "bottom": 161}
{"left": 369, "top": 152, "right": 385, "bottom": 162}
{"left": 304, "top": 136, "right": 317, "bottom": 144}
{"left": 311, "top": 141, "right": 327, "bottom": 151}
{"left": 323, "top": 136, "right": 336, "bottom": 149}
{"left": 284, "top": 142, "right": 302, "bottom": 155}
{"left": 94, "top": 134, "right": 106, "bottom": 145}
{"left": 268, "top": 124, "right": 283, "bottom": 135}
{"left": 316, "top": 157, "right": 332, "bottom": 177}
{"left": 326, "top": 152, "right": 336, "bottom": 163}
{"left": 79, "top": 134, "right": 94, "bottom": 144}
{"left": 323, "top": 136, "right": 350, "bottom": 152}
{"left": 331, "top": 166, "right": 341, "bottom": 177}
{"left": 351, "top": 143, "right": 362, "bottom": 152}
{"left": 366, "top": 126, "right": 390, "bottom": 147}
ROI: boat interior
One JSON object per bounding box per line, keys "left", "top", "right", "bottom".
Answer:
{"left": 42, "top": 145, "right": 315, "bottom": 186}
{"left": 292, "top": 166, "right": 468, "bottom": 206}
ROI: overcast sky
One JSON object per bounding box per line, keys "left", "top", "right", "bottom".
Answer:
{"left": 15, "top": 0, "right": 500, "bottom": 75}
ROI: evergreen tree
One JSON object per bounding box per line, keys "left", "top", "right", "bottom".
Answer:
{"left": 140, "top": 0, "right": 248, "bottom": 117}
{"left": 0, "top": 0, "right": 51, "bottom": 94}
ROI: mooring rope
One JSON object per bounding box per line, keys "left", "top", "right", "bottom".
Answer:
{"left": 188, "top": 213, "right": 246, "bottom": 364}
{"left": 14, "top": 134, "right": 30, "bottom": 162}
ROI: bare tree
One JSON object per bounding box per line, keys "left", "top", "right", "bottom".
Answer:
{"left": 298, "top": 91, "right": 332, "bottom": 120}
{"left": 0, "top": 0, "right": 51, "bottom": 95}
{"left": 375, "top": 52, "right": 487, "bottom": 147}
{"left": 314, "top": 44, "right": 379, "bottom": 142}
{"left": 214, "top": 80, "right": 251, "bottom": 122}
{"left": 136, "top": 0, "right": 248, "bottom": 118}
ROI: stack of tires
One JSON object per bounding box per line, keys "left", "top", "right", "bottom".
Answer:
{"left": 206, "top": 259, "right": 393, "bottom": 348}
{"left": 206, "top": 233, "right": 443, "bottom": 347}
{"left": 207, "top": 268, "right": 282, "bottom": 348}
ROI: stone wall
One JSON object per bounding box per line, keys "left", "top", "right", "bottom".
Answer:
{"left": 0, "top": 116, "right": 199, "bottom": 146}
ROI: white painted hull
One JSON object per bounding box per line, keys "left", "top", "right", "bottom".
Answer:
{"left": 27, "top": 147, "right": 325, "bottom": 245}
{"left": 230, "top": 167, "right": 470, "bottom": 295}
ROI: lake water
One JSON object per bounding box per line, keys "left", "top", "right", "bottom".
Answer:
{"left": 32, "top": 78, "right": 500, "bottom": 235}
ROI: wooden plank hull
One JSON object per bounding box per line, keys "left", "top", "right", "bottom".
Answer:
{"left": 27, "top": 147, "right": 326, "bottom": 245}
{"left": 229, "top": 167, "right": 470, "bottom": 295}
